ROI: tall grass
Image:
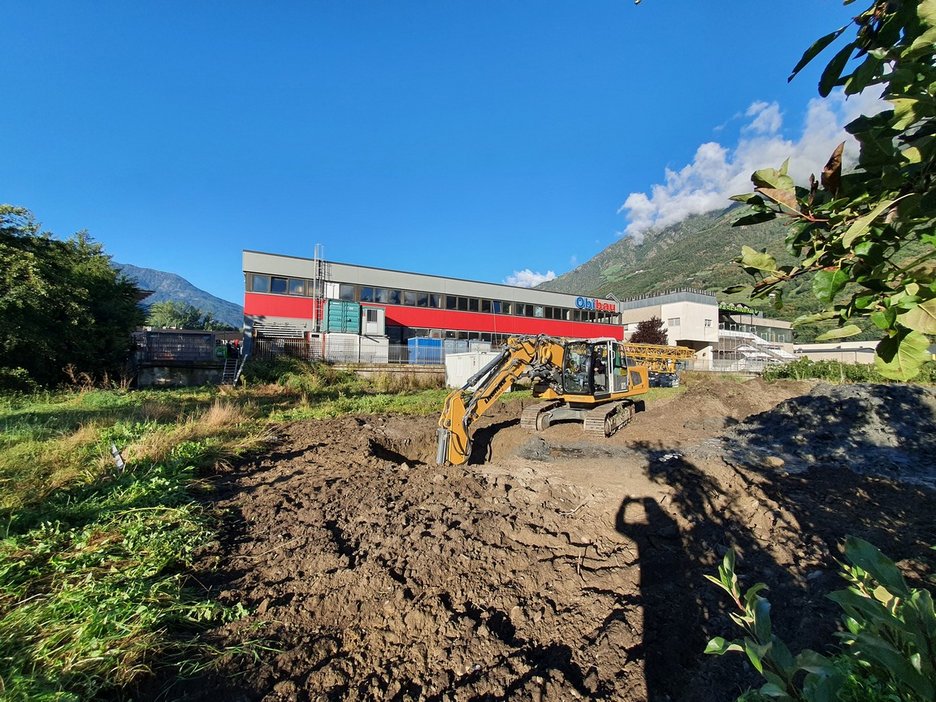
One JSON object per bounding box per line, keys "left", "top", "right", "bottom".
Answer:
{"left": 0, "top": 392, "right": 259, "bottom": 700}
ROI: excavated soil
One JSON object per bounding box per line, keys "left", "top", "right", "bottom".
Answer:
{"left": 172, "top": 378, "right": 936, "bottom": 702}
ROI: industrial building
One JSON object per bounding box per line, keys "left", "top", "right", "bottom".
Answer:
{"left": 242, "top": 249, "right": 796, "bottom": 369}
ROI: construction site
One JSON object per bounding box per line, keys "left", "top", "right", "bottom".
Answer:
{"left": 165, "top": 348, "right": 936, "bottom": 701}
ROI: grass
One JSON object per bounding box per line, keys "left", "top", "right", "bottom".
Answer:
{"left": 0, "top": 391, "right": 264, "bottom": 701}
{"left": 0, "top": 361, "right": 457, "bottom": 699}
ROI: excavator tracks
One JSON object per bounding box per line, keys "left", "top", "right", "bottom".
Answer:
{"left": 583, "top": 401, "right": 636, "bottom": 437}
{"left": 520, "top": 401, "right": 562, "bottom": 431}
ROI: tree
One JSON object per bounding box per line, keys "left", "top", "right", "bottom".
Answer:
{"left": 629, "top": 316, "right": 669, "bottom": 345}
{"left": 146, "top": 300, "right": 233, "bottom": 330}
{"left": 0, "top": 205, "right": 145, "bottom": 388}
{"left": 730, "top": 0, "right": 936, "bottom": 380}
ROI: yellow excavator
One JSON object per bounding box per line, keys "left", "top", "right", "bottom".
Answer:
{"left": 436, "top": 335, "right": 652, "bottom": 465}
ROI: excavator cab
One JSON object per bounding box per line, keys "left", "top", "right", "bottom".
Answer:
{"left": 561, "top": 339, "right": 630, "bottom": 398}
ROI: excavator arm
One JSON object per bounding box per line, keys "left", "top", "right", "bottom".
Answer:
{"left": 436, "top": 335, "right": 565, "bottom": 465}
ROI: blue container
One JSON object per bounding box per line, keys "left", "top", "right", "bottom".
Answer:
{"left": 408, "top": 337, "right": 443, "bottom": 365}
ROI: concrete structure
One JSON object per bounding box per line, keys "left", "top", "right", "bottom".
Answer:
{"left": 794, "top": 340, "right": 878, "bottom": 365}
{"left": 619, "top": 289, "right": 719, "bottom": 351}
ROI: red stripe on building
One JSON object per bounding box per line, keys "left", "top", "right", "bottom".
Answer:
{"left": 246, "top": 292, "right": 623, "bottom": 340}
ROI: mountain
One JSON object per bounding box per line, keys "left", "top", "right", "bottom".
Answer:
{"left": 116, "top": 263, "right": 244, "bottom": 329}
{"left": 537, "top": 206, "right": 829, "bottom": 329}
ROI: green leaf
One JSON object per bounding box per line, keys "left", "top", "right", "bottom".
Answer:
{"left": 739, "top": 246, "right": 779, "bottom": 274}
{"left": 753, "top": 597, "right": 772, "bottom": 643}
{"left": 794, "top": 310, "right": 839, "bottom": 326}
{"left": 844, "top": 537, "right": 910, "bottom": 597}
{"left": 815, "top": 324, "right": 862, "bottom": 341}
{"left": 752, "top": 167, "right": 795, "bottom": 192}
{"left": 842, "top": 198, "right": 896, "bottom": 248}
{"left": 812, "top": 268, "right": 849, "bottom": 304}
{"left": 734, "top": 211, "right": 777, "bottom": 227}
{"left": 818, "top": 42, "right": 856, "bottom": 97}
{"left": 874, "top": 329, "right": 931, "bottom": 380}
{"left": 704, "top": 636, "right": 744, "bottom": 655}
{"left": 757, "top": 187, "right": 800, "bottom": 213}
{"left": 789, "top": 26, "right": 848, "bottom": 82}
{"left": 897, "top": 298, "right": 936, "bottom": 334}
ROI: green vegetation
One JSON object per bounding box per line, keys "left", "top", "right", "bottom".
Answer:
{"left": 732, "top": 0, "right": 936, "bottom": 380}
{"left": 706, "top": 538, "right": 936, "bottom": 702}
{"left": 0, "top": 206, "right": 144, "bottom": 391}
{"left": 0, "top": 361, "right": 452, "bottom": 699}
{"left": 762, "top": 358, "right": 936, "bottom": 383}
{"left": 146, "top": 300, "right": 235, "bottom": 331}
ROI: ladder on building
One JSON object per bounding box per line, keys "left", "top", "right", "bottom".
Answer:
{"left": 220, "top": 357, "right": 238, "bottom": 385}
{"left": 310, "top": 243, "right": 328, "bottom": 333}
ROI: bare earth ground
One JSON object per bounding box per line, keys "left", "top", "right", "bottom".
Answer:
{"left": 169, "top": 378, "right": 936, "bottom": 702}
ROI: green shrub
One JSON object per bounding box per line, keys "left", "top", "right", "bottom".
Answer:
{"left": 762, "top": 358, "right": 936, "bottom": 384}
{"left": 705, "top": 538, "right": 935, "bottom": 701}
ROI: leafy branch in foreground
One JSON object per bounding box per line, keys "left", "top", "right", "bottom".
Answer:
{"left": 706, "top": 537, "right": 936, "bottom": 701}
{"left": 728, "top": 0, "right": 936, "bottom": 380}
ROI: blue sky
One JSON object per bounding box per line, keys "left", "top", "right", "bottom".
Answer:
{"left": 2, "top": 1, "right": 864, "bottom": 304}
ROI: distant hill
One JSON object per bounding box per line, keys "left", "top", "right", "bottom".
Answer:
{"left": 537, "top": 206, "right": 831, "bottom": 334}
{"left": 115, "top": 263, "right": 244, "bottom": 329}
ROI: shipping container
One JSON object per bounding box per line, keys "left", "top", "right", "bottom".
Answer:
{"left": 323, "top": 300, "right": 362, "bottom": 334}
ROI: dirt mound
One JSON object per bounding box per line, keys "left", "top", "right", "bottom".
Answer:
{"left": 174, "top": 379, "right": 935, "bottom": 702}
{"left": 717, "top": 383, "right": 936, "bottom": 488}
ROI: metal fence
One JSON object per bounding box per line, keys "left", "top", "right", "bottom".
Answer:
{"left": 251, "top": 336, "right": 452, "bottom": 365}
{"left": 138, "top": 332, "right": 219, "bottom": 363}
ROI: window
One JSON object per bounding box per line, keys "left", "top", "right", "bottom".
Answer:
{"left": 366, "top": 308, "right": 379, "bottom": 323}
{"left": 481, "top": 299, "right": 491, "bottom": 313}
{"left": 429, "top": 293, "right": 442, "bottom": 308}
{"left": 404, "top": 290, "right": 417, "bottom": 306}
{"left": 492, "top": 300, "right": 502, "bottom": 314}
{"left": 290, "top": 279, "right": 306, "bottom": 296}
{"left": 251, "top": 274, "right": 270, "bottom": 293}
{"left": 417, "top": 292, "right": 429, "bottom": 307}
{"left": 375, "top": 288, "right": 389, "bottom": 303}
{"left": 704, "top": 319, "right": 712, "bottom": 328}
{"left": 457, "top": 297, "right": 468, "bottom": 311}
{"left": 360, "top": 287, "right": 374, "bottom": 302}
{"left": 270, "top": 277, "right": 288, "bottom": 294}
{"left": 445, "top": 295, "right": 457, "bottom": 310}
{"left": 533, "top": 306, "right": 544, "bottom": 318}
{"left": 524, "top": 304, "right": 534, "bottom": 317}
{"left": 668, "top": 317, "right": 681, "bottom": 327}
{"left": 339, "top": 283, "right": 355, "bottom": 300}
{"left": 501, "top": 301, "right": 512, "bottom": 315}
{"left": 468, "top": 298, "right": 479, "bottom": 312}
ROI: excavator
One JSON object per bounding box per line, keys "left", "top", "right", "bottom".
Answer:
{"left": 436, "top": 335, "right": 652, "bottom": 466}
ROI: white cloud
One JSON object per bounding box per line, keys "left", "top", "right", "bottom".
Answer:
{"left": 619, "top": 89, "right": 886, "bottom": 241}
{"left": 504, "top": 268, "right": 557, "bottom": 287}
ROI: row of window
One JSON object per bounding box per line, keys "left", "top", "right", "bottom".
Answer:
{"left": 247, "top": 273, "right": 620, "bottom": 324}
{"left": 387, "top": 326, "right": 511, "bottom": 344}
